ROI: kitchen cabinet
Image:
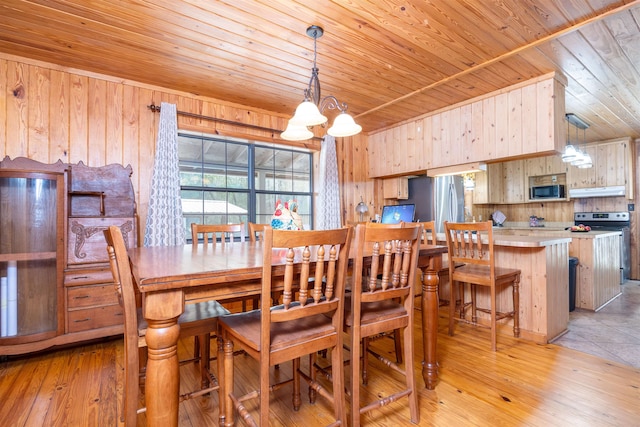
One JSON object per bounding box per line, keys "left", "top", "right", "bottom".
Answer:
{"left": 525, "top": 155, "right": 566, "bottom": 176}
{"left": 473, "top": 161, "right": 524, "bottom": 204}
{"left": 368, "top": 72, "right": 567, "bottom": 179}
{"left": 569, "top": 232, "right": 621, "bottom": 310}
{"left": 383, "top": 177, "right": 409, "bottom": 199}
{"left": 567, "top": 138, "right": 633, "bottom": 197}
{"left": 525, "top": 155, "right": 569, "bottom": 202}
{"left": 368, "top": 119, "right": 427, "bottom": 178}
{"left": 501, "top": 160, "right": 526, "bottom": 203}
{"left": 473, "top": 164, "right": 502, "bottom": 204}
{"left": 0, "top": 158, "right": 66, "bottom": 353}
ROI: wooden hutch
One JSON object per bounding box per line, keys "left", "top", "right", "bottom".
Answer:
{"left": 0, "top": 157, "right": 136, "bottom": 355}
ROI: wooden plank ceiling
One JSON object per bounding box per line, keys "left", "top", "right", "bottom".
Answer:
{"left": 1, "top": 0, "right": 639, "bottom": 144}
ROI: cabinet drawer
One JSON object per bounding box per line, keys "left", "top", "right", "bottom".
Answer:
{"left": 65, "top": 269, "right": 114, "bottom": 287}
{"left": 68, "top": 217, "right": 136, "bottom": 265}
{"left": 67, "top": 304, "right": 124, "bottom": 333}
{"left": 67, "top": 284, "right": 119, "bottom": 309}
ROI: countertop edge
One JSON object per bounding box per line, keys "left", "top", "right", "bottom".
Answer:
{"left": 494, "top": 235, "right": 573, "bottom": 247}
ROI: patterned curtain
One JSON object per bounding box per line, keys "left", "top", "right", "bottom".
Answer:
{"left": 316, "top": 135, "right": 342, "bottom": 230}
{"left": 143, "top": 102, "right": 186, "bottom": 246}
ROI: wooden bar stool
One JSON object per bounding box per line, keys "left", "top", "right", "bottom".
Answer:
{"left": 444, "top": 220, "right": 520, "bottom": 351}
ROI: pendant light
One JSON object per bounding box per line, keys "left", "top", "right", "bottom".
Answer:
{"left": 281, "top": 26, "right": 362, "bottom": 141}
{"left": 562, "top": 113, "right": 592, "bottom": 168}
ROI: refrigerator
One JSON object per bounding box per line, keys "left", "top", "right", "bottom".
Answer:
{"left": 434, "top": 175, "right": 465, "bottom": 233}
{"left": 400, "top": 175, "right": 434, "bottom": 223}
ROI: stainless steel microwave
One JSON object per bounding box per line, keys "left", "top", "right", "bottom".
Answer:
{"left": 530, "top": 184, "right": 565, "bottom": 199}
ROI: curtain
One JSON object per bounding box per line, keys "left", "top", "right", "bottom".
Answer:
{"left": 316, "top": 135, "right": 342, "bottom": 230}
{"left": 143, "top": 102, "right": 186, "bottom": 246}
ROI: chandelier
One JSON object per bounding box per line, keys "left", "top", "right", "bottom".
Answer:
{"left": 281, "top": 26, "right": 362, "bottom": 141}
{"left": 561, "top": 113, "right": 592, "bottom": 168}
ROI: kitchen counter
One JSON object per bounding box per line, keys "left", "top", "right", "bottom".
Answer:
{"left": 434, "top": 231, "right": 571, "bottom": 344}
{"left": 493, "top": 234, "right": 572, "bottom": 247}
{"left": 489, "top": 227, "right": 621, "bottom": 311}
{"left": 435, "top": 226, "right": 621, "bottom": 340}
{"left": 493, "top": 227, "right": 621, "bottom": 238}
{"left": 493, "top": 236, "right": 570, "bottom": 343}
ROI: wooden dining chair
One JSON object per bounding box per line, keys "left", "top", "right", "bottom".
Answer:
{"left": 247, "top": 221, "right": 268, "bottom": 242}
{"left": 355, "top": 221, "right": 404, "bottom": 368}
{"left": 443, "top": 220, "right": 521, "bottom": 351}
{"left": 191, "top": 222, "right": 246, "bottom": 245}
{"left": 341, "top": 222, "right": 422, "bottom": 427}
{"left": 104, "top": 225, "right": 229, "bottom": 426}
{"left": 218, "top": 225, "right": 353, "bottom": 426}
{"left": 192, "top": 222, "right": 254, "bottom": 311}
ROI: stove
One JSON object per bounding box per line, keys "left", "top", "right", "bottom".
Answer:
{"left": 574, "top": 211, "right": 630, "bottom": 282}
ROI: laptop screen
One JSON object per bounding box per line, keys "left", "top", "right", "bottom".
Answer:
{"left": 380, "top": 204, "right": 415, "bottom": 224}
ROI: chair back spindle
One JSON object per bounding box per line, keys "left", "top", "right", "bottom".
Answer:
{"left": 191, "top": 223, "right": 246, "bottom": 245}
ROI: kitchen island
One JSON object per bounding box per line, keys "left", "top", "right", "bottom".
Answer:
{"left": 493, "top": 227, "right": 622, "bottom": 311}
{"left": 566, "top": 230, "right": 621, "bottom": 311}
{"left": 435, "top": 232, "right": 571, "bottom": 344}
{"left": 489, "top": 235, "right": 572, "bottom": 344}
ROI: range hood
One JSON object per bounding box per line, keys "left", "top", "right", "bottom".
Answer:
{"left": 569, "top": 186, "right": 626, "bottom": 198}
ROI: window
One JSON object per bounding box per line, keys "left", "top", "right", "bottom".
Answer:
{"left": 178, "top": 132, "right": 313, "bottom": 240}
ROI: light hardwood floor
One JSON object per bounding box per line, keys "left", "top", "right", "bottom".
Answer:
{"left": 1, "top": 308, "right": 639, "bottom": 426}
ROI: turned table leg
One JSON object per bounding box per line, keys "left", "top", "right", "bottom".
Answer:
{"left": 421, "top": 256, "right": 441, "bottom": 390}
{"left": 143, "top": 291, "right": 183, "bottom": 427}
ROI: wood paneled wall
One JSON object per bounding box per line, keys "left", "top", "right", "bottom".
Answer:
{"left": 0, "top": 53, "right": 375, "bottom": 234}
{"left": 1, "top": 52, "right": 636, "bottom": 278}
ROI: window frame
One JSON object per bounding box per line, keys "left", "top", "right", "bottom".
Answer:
{"left": 178, "top": 131, "right": 314, "bottom": 240}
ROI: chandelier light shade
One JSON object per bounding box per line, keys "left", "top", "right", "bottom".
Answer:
{"left": 328, "top": 112, "right": 362, "bottom": 137}
{"left": 289, "top": 101, "right": 327, "bottom": 127}
{"left": 281, "top": 25, "right": 362, "bottom": 141}
{"left": 280, "top": 120, "right": 315, "bottom": 141}
{"left": 562, "top": 113, "right": 592, "bottom": 168}
{"left": 561, "top": 144, "right": 578, "bottom": 162}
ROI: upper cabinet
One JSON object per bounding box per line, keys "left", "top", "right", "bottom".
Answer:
{"left": 525, "top": 155, "right": 567, "bottom": 176}
{"left": 368, "top": 120, "right": 428, "bottom": 177}
{"left": 566, "top": 138, "right": 633, "bottom": 198}
{"left": 473, "top": 166, "right": 498, "bottom": 204}
{"left": 382, "top": 177, "right": 409, "bottom": 200}
{"left": 501, "top": 160, "right": 527, "bottom": 204}
{"left": 473, "top": 161, "right": 525, "bottom": 204}
{"left": 368, "top": 72, "right": 567, "bottom": 179}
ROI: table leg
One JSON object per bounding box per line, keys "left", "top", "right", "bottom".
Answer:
{"left": 143, "top": 291, "right": 183, "bottom": 427}
{"left": 421, "top": 260, "right": 440, "bottom": 390}
{"left": 221, "top": 334, "right": 235, "bottom": 427}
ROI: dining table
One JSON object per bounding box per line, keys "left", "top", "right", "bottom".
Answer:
{"left": 128, "top": 239, "right": 446, "bottom": 427}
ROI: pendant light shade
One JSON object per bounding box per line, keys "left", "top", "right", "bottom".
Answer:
{"left": 280, "top": 25, "right": 362, "bottom": 141}
{"left": 327, "top": 112, "right": 362, "bottom": 137}
{"left": 562, "top": 113, "right": 592, "bottom": 168}
{"left": 281, "top": 120, "right": 314, "bottom": 141}
{"left": 577, "top": 155, "right": 593, "bottom": 168}
{"left": 561, "top": 144, "right": 578, "bottom": 162}
{"left": 289, "top": 100, "right": 327, "bottom": 126}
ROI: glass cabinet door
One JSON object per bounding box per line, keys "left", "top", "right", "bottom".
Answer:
{"left": 0, "top": 171, "right": 64, "bottom": 341}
